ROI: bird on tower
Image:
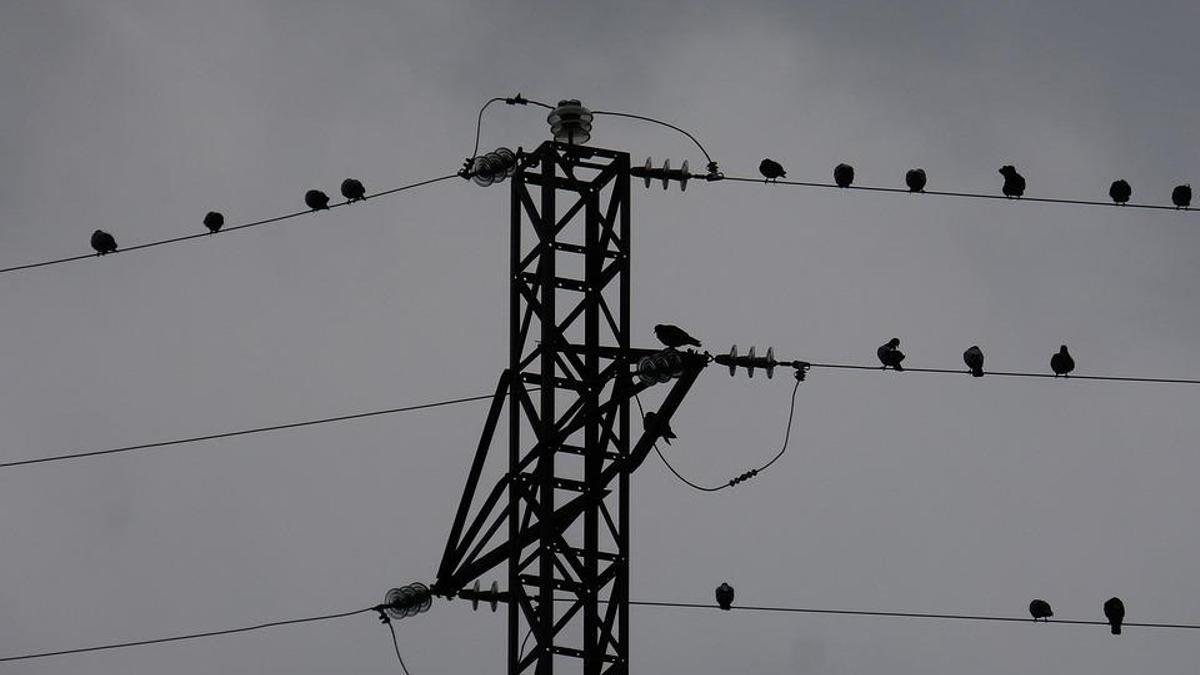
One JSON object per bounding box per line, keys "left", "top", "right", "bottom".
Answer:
{"left": 715, "top": 583, "right": 735, "bottom": 610}
{"left": 654, "top": 324, "right": 701, "bottom": 349}
{"left": 643, "top": 411, "right": 677, "bottom": 445}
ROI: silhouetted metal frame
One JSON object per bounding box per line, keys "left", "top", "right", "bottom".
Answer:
{"left": 434, "top": 142, "right": 705, "bottom": 675}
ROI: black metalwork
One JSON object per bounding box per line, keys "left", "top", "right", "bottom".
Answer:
{"left": 435, "top": 141, "right": 706, "bottom": 675}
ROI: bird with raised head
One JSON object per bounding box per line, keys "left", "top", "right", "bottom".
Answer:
{"left": 834, "top": 163, "right": 854, "bottom": 188}
{"left": 654, "top": 324, "right": 701, "bottom": 349}
{"left": 90, "top": 229, "right": 117, "bottom": 255}
{"left": 1050, "top": 345, "right": 1074, "bottom": 377}
{"left": 999, "top": 165, "right": 1026, "bottom": 198}
{"left": 1172, "top": 184, "right": 1191, "bottom": 209}
{"left": 905, "top": 168, "right": 927, "bottom": 193}
{"left": 963, "top": 345, "right": 984, "bottom": 377}
{"left": 715, "top": 582, "right": 735, "bottom": 610}
{"left": 1109, "top": 179, "right": 1132, "bottom": 205}
{"left": 203, "top": 211, "right": 224, "bottom": 233}
{"left": 877, "top": 338, "right": 905, "bottom": 371}
{"left": 304, "top": 189, "right": 330, "bottom": 211}
{"left": 759, "top": 158, "right": 786, "bottom": 182}
{"left": 341, "top": 178, "right": 367, "bottom": 202}
{"left": 1029, "top": 599, "right": 1053, "bottom": 622}
{"left": 1103, "top": 597, "right": 1124, "bottom": 635}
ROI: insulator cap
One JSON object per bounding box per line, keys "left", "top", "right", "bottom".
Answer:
{"left": 637, "top": 350, "right": 684, "bottom": 384}
{"left": 382, "top": 583, "right": 433, "bottom": 620}
{"left": 548, "top": 99, "right": 593, "bottom": 145}
{"left": 470, "top": 147, "right": 517, "bottom": 187}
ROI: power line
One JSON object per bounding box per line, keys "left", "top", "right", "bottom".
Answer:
{"left": 0, "top": 606, "right": 375, "bottom": 663}
{"left": 0, "top": 174, "right": 459, "bottom": 277}
{"left": 718, "top": 175, "right": 1198, "bottom": 212}
{"left": 803, "top": 361, "right": 1200, "bottom": 386}
{"left": 637, "top": 378, "right": 802, "bottom": 492}
{"left": 0, "top": 391, "right": 502, "bottom": 470}
{"left": 384, "top": 620, "right": 413, "bottom": 675}
{"left": 624, "top": 599, "right": 1200, "bottom": 631}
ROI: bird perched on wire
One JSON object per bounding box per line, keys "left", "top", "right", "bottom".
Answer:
{"left": 304, "top": 189, "right": 330, "bottom": 211}
{"left": 1109, "top": 179, "right": 1132, "bottom": 205}
{"left": 759, "top": 158, "right": 786, "bottom": 182}
{"left": 1171, "top": 184, "right": 1191, "bottom": 209}
{"left": 1050, "top": 345, "right": 1074, "bottom": 377}
{"left": 905, "top": 168, "right": 927, "bottom": 193}
{"left": 833, "top": 163, "right": 855, "bottom": 188}
{"left": 341, "top": 178, "right": 367, "bottom": 203}
{"left": 654, "top": 324, "right": 701, "bottom": 349}
{"left": 715, "top": 582, "right": 735, "bottom": 610}
{"left": 877, "top": 338, "right": 905, "bottom": 371}
{"left": 963, "top": 345, "right": 984, "bottom": 377}
{"left": 643, "top": 411, "right": 676, "bottom": 445}
{"left": 1029, "top": 599, "right": 1053, "bottom": 622}
{"left": 203, "top": 211, "right": 224, "bottom": 233}
{"left": 999, "top": 165, "right": 1026, "bottom": 198}
{"left": 1103, "top": 597, "right": 1125, "bottom": 635}
{"left": 90, "top": 229, "right": 117, "bottom": 255}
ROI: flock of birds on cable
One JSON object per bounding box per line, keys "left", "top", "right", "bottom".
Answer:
{"left": 653, "top": 324, "right": 1079, "bottom": 382}
{"left": 87, "top": 178, "right": 368, "bottom": 256}
{"left": 82, "top": 161, "right": 1194, "bottom": 256}
{"left": 757, "top": 158, "right": 1193, "bottom": 207}
{"left": 713, "top": 583, "right": 1128, "bottom": 634}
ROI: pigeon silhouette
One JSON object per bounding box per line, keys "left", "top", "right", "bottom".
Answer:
{"left": 834, "top": 163, "right": 855, "bottom": 188}
{"left": 759, "top": 158, "right": 786, "bottom": 182}
{"left": 341, "top": 178, "right": 367, "bottom": 202}
{"left": 1029, "top": 599, "right": 1053, "bottom": 622}
{"left": 877, "top": 338, "right": 905, "bottom": 371}
{"left": 654, "top": 324, "right": 701, "bottom": 349}
{"left": 963, "top": 345, "right": 984, "bottom": 377}
{"left": 715, "top": 582, "right": 735, "bottom": 610}
{"left": 305, "top": 189, "right": 330, "bottom": 211}
{"left": 1050, "top": 345, "right": 1075, "bottom": 377}
{"left": 203, "top": 211, "right": 224, "bottom": 233}
{"left": 1172, "top": 184, "right": 1191, "bottom": 209}
{"left": 1000, "top": 165, "right": 1026, "bottom": 198}
{"left": 643, "top": 411, "right": 677, "bottom": 445}
{"left": 905, "top": 168, "right": 927, "bottom": 193}
{"left": 1109, "top": 179, "right": 1132, "bottom": 205}
{"left": 1104, "top": 597, "right": 1124, "bottom": 635}
{"left": 90, "top": 229, "right": 117, "bottom": 255}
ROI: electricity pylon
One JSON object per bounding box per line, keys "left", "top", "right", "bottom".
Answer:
{"left": 433, "top": 140, "right": 705, "bottom": 675}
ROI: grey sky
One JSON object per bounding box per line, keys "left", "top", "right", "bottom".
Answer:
{"left": 1, "top": 1, "right": 1199, "bottom": 673}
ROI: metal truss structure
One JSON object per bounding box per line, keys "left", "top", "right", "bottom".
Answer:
{"left": 434, "top": 141, "right": 705, "bottom": 675}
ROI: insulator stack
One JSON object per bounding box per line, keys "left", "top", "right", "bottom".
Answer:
{"left": 637, "top": 350, "right": 685, "bottom": 384}
{"left": 466, "top": 147, "right": 518, "bottom": 187}
{"left": 630, "top": 157, "right": 691, "bottom": 191}
{"left": 381, "top": 583, "right": 433, "bottom": 621}
{"left": 547, "top": 99, "right": 593, "bottom": 145}
{"left": 714, "top": 345, "right": 778, "bottom": 379}
{"left": 457, "top": 580, "right": 504, "bottom": 612}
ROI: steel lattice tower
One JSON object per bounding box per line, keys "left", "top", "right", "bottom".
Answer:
{"left": 435, "top": 140, "right": 703, "bottom": 675}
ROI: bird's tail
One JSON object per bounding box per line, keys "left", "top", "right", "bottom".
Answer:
{"left": 1111, "top": 625, "right": 1121, "bottom": 635}
{"left": 971, "top": 368, "right": 984, "bottom": 377}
